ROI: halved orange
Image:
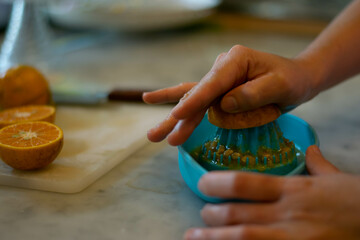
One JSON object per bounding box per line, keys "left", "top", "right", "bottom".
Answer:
{"left": 0, "top": 121, "right": 63, "bottom": 170}
{"left": 0, "top": 65, "right": 52, "bottom": 109}
{"left": 0, "top": 105, "right": 55, "bottom": 128}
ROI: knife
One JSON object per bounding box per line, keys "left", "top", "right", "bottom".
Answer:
{"left": 52, "top": 88, "right": 151, "bottom": 105}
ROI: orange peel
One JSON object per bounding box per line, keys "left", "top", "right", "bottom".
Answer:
{"left": 208, "top": 104, "right": 281, "bottom": 129}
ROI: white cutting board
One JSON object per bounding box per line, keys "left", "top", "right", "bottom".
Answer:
{"left": 0, "top": 103, "right": 171, "bottom": 193}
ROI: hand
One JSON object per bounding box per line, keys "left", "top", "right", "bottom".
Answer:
{"left": 184, "top": 145, "right": 360, "bottom": 240}
{"left": 143, "top": 45, "right": 319, "bottom": 146}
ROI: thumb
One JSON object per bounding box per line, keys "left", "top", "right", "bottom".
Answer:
{"left": 220, "top": 74, "right": 284, "bottom": 113}
{"left": 305, "top": 145, "right": 340, "bottom": 175}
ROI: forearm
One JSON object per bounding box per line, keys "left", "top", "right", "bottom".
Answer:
{"left": 296, "top": 0, "right": 360, "bottom": 93}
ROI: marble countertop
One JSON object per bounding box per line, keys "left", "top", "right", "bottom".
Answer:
{"left": 1, "top": 14, "right": 360, "bottom": 240}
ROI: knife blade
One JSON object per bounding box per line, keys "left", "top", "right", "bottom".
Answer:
{"left": 52, "top": 88, "right": 150, "bottom": 105}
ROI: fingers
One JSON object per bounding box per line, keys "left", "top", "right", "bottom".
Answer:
{"left": 171, "top": 45, "right": 251, "bottom": 120}
{"left": 147, "top": 114, "right": 178, "bottom": 142}
{"left": 184, "top": 225, "right": 287, "bottom": 240}
{"left": 143, "top": 82, "right": 197, "bottom": 104}
{"left": 220, "top": 74, "right": 287, "bottom": 113}
{"left": 166, "top": 109, "right": 207, "bottom": 146}
{"left": 147, "top": 109, "right": 206, "bottom": 145}
{"left": 198, "top": 172, "right": 284, "bottom": 201}
{"left": 201, "top": 203, "right": 278, "bottom": 226}
{"left": 305, "top": 145, "right": 340, "bottom": 175}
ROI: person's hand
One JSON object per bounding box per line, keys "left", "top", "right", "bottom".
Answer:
{"left": 143, "top": 45, "right": 320, "bottom": 146}
{"left": 183, "top": 145, "right": 360, "bottom": 240}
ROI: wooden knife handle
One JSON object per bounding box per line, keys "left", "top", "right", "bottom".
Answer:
{"left": 108, "top": 89, "right": 149, "bottom": 102}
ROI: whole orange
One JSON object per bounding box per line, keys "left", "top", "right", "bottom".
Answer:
{"left": 0, "top": 65, "right": 52, "bottom": 109}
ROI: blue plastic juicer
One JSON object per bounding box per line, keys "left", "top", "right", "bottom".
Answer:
{"left": 178, "top": 113, "right": 318, "bottom": 203}
{"left": 196, "top": 120, "right": 297, "bottom": 175}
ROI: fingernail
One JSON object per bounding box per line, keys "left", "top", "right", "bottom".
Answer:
{"left": 184, "top": 229, "right": 203, "bottom": 240}
{"left": 171, "top": 106, "right": 181, "bottom": 119}
{"left": 222, "top": 96, "right": 238, "bottom": 112}
{"left": 197, "top": 175, "right": 208, "bottom": 194}
{"left": 201, "top": 204, "right": 223, "bottom": 218}
{"left": 311, "top": 145, "right": 321, "bottom": 154}
{"left": 198, "top": 173, "right": 234, "bottom": 196}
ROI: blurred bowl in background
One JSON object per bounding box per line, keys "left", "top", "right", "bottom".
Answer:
{"left": 46, "top": 0, "right": 221, "bottom": 32}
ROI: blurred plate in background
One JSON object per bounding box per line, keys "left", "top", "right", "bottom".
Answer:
{"left": 46, "top": 0, "right": 221, "bottom": 31}
{"left": 220, "top": 0, "right": 350, "bottom": 20}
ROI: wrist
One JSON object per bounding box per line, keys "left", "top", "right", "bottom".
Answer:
{"left": 293, "top": 54, "right": 328, "bottom": 99}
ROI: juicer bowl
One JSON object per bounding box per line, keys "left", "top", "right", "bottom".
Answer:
{"left": 178, "top": 113, "right": 319, "bottom": 203}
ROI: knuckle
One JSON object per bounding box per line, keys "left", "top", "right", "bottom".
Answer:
{"left": 178, "top": 82, "right": 190, "bottom": 90}
{"left": 239, "top": 83, "right": 261, "bottom": 108}
{"left": 229, "top": 44, "right": 249, "bottom": 55}
{"left": 178, "top": 82, "right": 196, "bottom": 91}
{"left": 217, "top": 52, "right": 227, "bottom": 59}
{"left": 281, "top": 209, "right": 310, "bottom": 221}
{"left": 178, "top": 83, "right": 196, "bottom": 100}
{"left": 178, "top": 82, "right": 186, "bottom": 87}
{"left": 283, "top": 177, "right": 313, "bottom": 193}
{"left": 276, "top": 73, "right": 292, "bottom": 91}
{"left": 271, "top": 72, "right": 295, "bottom": 99}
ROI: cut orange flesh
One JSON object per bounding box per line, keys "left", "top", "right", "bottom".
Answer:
{"left": 0, "top": 121, "right": 63, "bottom": 170}
{"left": 0, "top": 105, "right": 55, "bottom": 128}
